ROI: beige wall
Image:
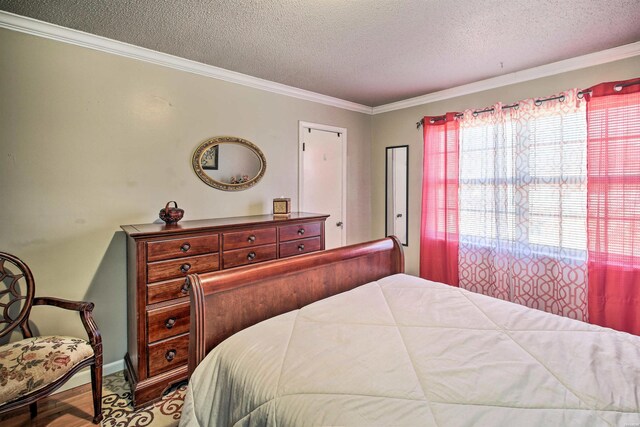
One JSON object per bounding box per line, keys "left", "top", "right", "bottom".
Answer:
{"left": 0, "top": 28, "right": 372, "bottom": 364}
{"left": 2, "top": 25, "right": 638, "bottom": 365}
{"left": 372, "top": 56, "right": 640, "bottom": 276}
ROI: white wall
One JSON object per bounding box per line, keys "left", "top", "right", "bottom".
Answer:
{"left": 0, "top": 28, "right": 372, "bottom": 364}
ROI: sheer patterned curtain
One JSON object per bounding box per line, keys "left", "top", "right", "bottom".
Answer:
{"left": 458, "top": 90, "right": 588, "bottom": 320}
{"left": 420, "top": 113, "right": 460, "bottom": 286}
{"left": 586, "top": 79, "right": 640, "bottom": 335}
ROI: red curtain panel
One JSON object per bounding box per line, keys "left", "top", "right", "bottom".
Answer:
{"left": 420, "top": 113, "right": 460, "bottom": 286}
{"left": 586, "top": 78, "right": 640, "bottom": 335}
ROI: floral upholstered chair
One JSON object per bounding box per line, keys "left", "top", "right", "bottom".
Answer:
{"left": 0, "top": 252, "right": 103, "bottom": 423}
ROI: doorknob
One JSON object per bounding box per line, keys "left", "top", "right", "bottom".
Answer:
{"left": 336, "top": 221, "right": 343, "bottom": 227}
{"left": 396, "top": 213, "right": 403, "bottom": 218}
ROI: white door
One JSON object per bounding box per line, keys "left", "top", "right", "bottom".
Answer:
{"left": 299, "top": 121, "right": 346, "bottom": 249}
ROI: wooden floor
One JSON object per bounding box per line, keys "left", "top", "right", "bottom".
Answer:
{"left": 0, "top": 383, "right": 96, "bottom": 427}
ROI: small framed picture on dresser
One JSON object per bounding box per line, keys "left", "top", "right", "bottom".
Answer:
{"left": 273, "top": 198, "right": 291, "bottom": 217}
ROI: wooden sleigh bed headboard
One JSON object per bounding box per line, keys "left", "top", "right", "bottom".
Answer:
{"left": 186, "top": 237, "right": 404, "bottom": 375}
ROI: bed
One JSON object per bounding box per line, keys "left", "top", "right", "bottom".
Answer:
{"left": 179, "top": 237, "right": 640, "bottom": 426}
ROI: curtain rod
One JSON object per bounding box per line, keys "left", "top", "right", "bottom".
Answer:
{"left": 415, "top": 80, "right": 640, "bottom": 129}
{"left": 416, "top": 91, "right": 586, "bottom": 129}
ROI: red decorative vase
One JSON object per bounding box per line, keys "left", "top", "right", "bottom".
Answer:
{"left": 159, "top": 201, "right": 184, "bottom": 225}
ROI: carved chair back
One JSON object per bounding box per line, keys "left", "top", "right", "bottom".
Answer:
{"left": 0, "top": 252, "right": 35, "bottom": 341}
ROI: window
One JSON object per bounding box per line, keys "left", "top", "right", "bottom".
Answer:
{"left": 458, "top": 102, "right": 587, "bottom": 260}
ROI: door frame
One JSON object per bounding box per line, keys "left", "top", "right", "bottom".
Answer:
{"left": 298, "top": 121, "right": 347, "bottom": 247}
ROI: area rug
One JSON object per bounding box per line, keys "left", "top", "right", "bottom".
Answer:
{"left": 101, "top": 371, "right": 186, "bottom": 427}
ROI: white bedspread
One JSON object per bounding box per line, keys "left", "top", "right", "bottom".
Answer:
{"left": 180, "top": 274, "right": 640, "bottom": 426}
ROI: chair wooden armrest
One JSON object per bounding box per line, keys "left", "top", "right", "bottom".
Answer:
{"left": 32, "top": 297, "right": 102, "bottom": 354}
{"left": 33, "top": 296, "right": 94, "bottom": 311}
{"left": 29, "top": 296, "right": 103, "bottom": 422}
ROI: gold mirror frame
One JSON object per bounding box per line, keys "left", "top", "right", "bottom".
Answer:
{"left": 192, "top": 136, "right": 267, "bottom": 191}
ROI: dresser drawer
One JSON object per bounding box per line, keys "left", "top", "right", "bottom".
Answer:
{"left": 279, "top": 222, "right": 322, "bottom": 242}
{"left": 147, "top": 333, "right": 189, "bottom": 377}
{"left": 147, "top": 278, "right": 190, "bottom": 305}
{"left": 147, "top": 301, "right": 190, "bottom": 343}
{"left": 147, "top": 235, "right": 219, "bottom": 262}
{"left": 147, "top": 254, "right": 219, "bottom": 283}
{"left": 222, "top": 227, "right": 276, "bottom": 251}
{"left": 279, "top": 236, "right": 322, "bottom": 258}
{"left": 222, "top": 244, "right": 277, "bottom": 269}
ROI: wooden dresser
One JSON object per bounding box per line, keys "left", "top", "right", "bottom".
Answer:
{"left": 121, "top": 212, "right": 328, "bottom": 407}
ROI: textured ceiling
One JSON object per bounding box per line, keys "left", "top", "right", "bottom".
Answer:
{"left": 1, "top": 0, "right": 639, "bottom": 107}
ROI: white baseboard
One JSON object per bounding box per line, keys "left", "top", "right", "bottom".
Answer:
{"left": 54, "top": 359, "right": 124, "bottom": 394}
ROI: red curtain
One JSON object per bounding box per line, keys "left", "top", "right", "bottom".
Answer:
{"left": 586, "top": 78, "right": 640, "bottom": 335}
{"left": 420, "top": 113, "right": 460, "bottom": 286}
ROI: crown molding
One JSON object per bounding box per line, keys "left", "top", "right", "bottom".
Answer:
{"left": 0, "top": 11, "right": 373, "bottom": 115}
{"left": 2, "top": 11, "right": 638, "bottom": 117}
{"left": 372, "top": 41, "right": 640, "bottom": 114}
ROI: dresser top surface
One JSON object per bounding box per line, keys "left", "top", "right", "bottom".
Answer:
{"left": 121, "top": 212, "right": 329, "bottom": 237}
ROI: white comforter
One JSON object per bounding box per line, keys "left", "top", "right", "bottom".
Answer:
{"left": 180, "top": 274, "right": 640, "bottom": 426}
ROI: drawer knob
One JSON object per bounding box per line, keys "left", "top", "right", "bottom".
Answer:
{"left": 180, "top": 242, "right": 191, "bottom": 252}
{"left": 165, "top": 317, "right": 176, "bottom": 329}
{"left": 298, "top": 244, "right": 305, "bottom": 251}
{"left": 180, "top": 263, "right": 191, "bottom": 273}
{"left": 180, "top": 280, "right": 190, "bottom": 294}
{"left": 247, "top": 251, "right": 256, "bottom": 261}
{"left": 165, "top": 349, "right": 176, "bottom": 362}
{"left": 247, "top": 235, "right": 256, "bottom": 243}
{"left": 298, "top": 228, "right": 305, "bottom": 235}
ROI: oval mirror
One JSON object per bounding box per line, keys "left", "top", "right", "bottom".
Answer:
{"left": 192, "top": 136, "right": 267, "bottom": 191}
